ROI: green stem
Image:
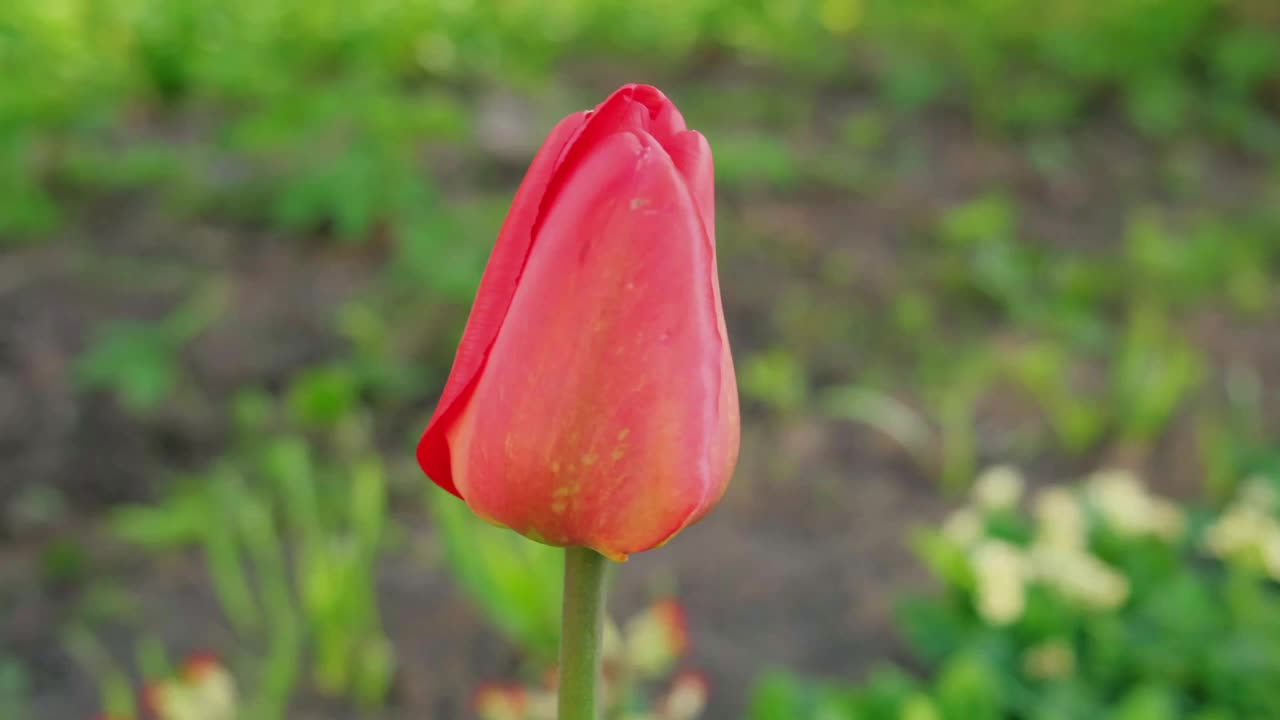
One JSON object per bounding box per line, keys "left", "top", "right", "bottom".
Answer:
{"left": 558, "top": 547, "right": 611, "bottom": 720}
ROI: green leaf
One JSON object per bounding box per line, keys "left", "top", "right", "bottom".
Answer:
{"left": 935, "top": 654, "right": 1003, "bottom": 720}
{"left": 747, "top": 671, "right": 815, "bottom": 720}
{"left": 286, "top": 365, "right": 360, "bottom": 428}
{"left": 428, "top": 491, "right": 562, "bottom": 660}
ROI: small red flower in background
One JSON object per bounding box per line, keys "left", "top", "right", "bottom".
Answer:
{"left": 475, "top": 683, "right": 530, "bottom": 720}
{"left": 474, "top": 600, "right": 708, "bottom": 719}
{"left": 660, "top": 671, "right": 709, "bottom": 720}
{"left": 623, "top": 599, "right": 690, "bottom": 676}
{"left": 141, "top": 652, "right": 237, "bottom": 720}
{"left": 417, "top": 83, "right": 739, "bottom": 561}
{"left": 178, "top": 653, "right": 221, "bottom": 683}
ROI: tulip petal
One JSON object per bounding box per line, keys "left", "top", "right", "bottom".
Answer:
{"left": 640, "top": 86, "right": 689, "bottom": 145}
{"left": 447, "top": 129, "right": 730, "bottom": 557}
{"left": 663, "top": 131, "right": 715, "bottom": 245}
{"left": 537, "top": 85, "right": 688, "bottom": 230}
{"left": 417, "top": 110, "right": 588, "bottom": 497}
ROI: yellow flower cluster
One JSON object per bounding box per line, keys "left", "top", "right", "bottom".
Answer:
{"left": 1202, "top": 477, "right": 1280, "bottom": 580}
{"left": 1028, "top": 542, "right": 1130, "bottom": 611}
{"left": 951, "top": 467, "right": 1144, "bottom": 626}
{"left": 971, "top": 539, "right": 1030, "bottom": 625}
{"left": 1085, "top": 469, "right": 1184, "bottom": 541}
{"left": 1034, "top": 486, "right": 1086, "bottom": 549}
{"left": 967, "top": 535, "right": 1130, "bottom": 625}
{"left": 942, "top": 507, "right": 984, "bottom": 546}
{"left": 972, "top": 465, "right": 1025, "bottom": 513}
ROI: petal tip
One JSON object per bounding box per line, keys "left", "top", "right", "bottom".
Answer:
{"left": 417, "top": 424, "right": 463, "bottom": 498}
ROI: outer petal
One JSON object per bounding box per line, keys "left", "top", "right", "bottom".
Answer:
{"left": 417, "top": 111, "right": 588, "bottom": 497}
{"left": 445, "top": 130, "right": 733, "bottom": 559}
{"left": 663, "top": 131, "right": 715, "bottom": 245}
{"left": 654, "top": 130, "right": 733, "bottom": 530}
{"left": 537, "top": 85, "right": 688, "bottom": 228}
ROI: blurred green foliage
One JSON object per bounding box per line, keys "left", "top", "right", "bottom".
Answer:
{"left": 469, "top": 599, "right": 707, "bottom": 720}
{"left": 804, "top": 192, "right": 1280, "bottom": 495}
{"left": 2, "top": 0, "right": 1278, "bottom": 244}
{"left": 429, "top": 490, "right": 564, "bottom": 663}
{"left": 108, "top": 390, "right": 394, "bottom": 715}
{"left": 76, "top": 283, "right": 226, "bottom": 413}
{"left": 875, "top": 0, "right": 1280, "bottom": 138}
{"left": 0, "top": 659, "right": 27, "bottom": 720}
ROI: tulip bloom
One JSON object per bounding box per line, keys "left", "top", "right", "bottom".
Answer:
{"left": 417, "top": 84, "right": 738, "bottom": 561}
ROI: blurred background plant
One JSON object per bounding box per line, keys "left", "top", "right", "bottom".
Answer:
{"left": 472, "top": 598, "right": 707, "bottom": 720}
{"left": 102, "top": 389, "right": 393, "bottom": 717}
{"left": 748, "top": 468, "right": 1280, "bottom": 720}
{"left": 0, "top": 0, "right": 1277, "bottom": 717}
{"left": 428, "top": 490, "right": 563, "bottom": 666}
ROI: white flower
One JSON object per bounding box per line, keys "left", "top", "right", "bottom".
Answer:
{"left": 1034, "top": 486, "right": 1086, "bottom": 549}
{"left": 1205, "top": 501, "right": 1280, "bottom": 581}
{"left": 1204, "top": 504, "right": 1275, "bottom": 557}
{"left": 1030, "top": 543, "right": 1130, "bottom": 611}
{"left": 152, "top": 657, "right": 239, "bottom": 720}
{"left": 1239, "top": 476, "right": 1278, "bottom": 511}
{"left": 622, "top": 600, "right": 688, "bottom": 677}
{"left": 660, "top": 672, "right": 708, "bottom": 720}
{"left": 972, "top": 539, "right": 1029, "bottom": 578}
{"left": 976, "top": 575, "right": 1026, "bottom": 626}
{"left": 970, "top": 539, "right": 1029, "bottom": 625}
{"left": 973, "top": 465, "right": 1025, "bottom": 513}
{"left": 1086, "top": 469, "right": 1183, "bottom": 541}
{"left": 1086, "top": 469, "right": 1148, "bottom": 532}
{"left": 1264, "top": 532, "right": 1280, "bottom": 581}
{"left": 942, "top": 508, "right": 984, "bottom": 547}
{"left": 1148, "top": 497, "right": 1185, "bottom": 541}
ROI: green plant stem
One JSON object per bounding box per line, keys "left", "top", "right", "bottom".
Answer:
{"left": 558, "top": 547, "right": 610, "bottom": 720}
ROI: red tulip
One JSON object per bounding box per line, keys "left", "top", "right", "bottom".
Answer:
{"left": 417, "top": 83, "right": 738, "bottom": 561}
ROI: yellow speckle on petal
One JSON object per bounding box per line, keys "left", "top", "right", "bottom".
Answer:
{"left": 582, "top": 452, "right": 598, "bottom": 466}
{"left": 595, "top": 547, "right": 629, "bottom": 562}
{"left": 612, "top": 429, "right": 630, "bottom": 463}
{"left": 553, "top": 486, "right": 571, "bottom": 498}
{"left": 474, "top": 510, "right": 510, "bottom": 530}
{"left": 550, "top": 461, "right": 561, "bottom": 474}
{"left": 552, "top": 500, "right": 568, "bottom": 514}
